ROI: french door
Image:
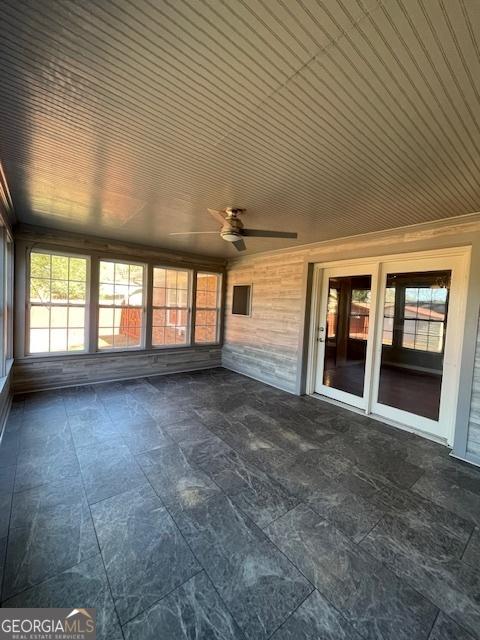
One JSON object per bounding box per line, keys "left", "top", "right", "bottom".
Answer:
{"left": 314, "top": 263, "right": 378, "bottom": 409}
{"left": 313, "top": 250, "right": 469, "bottom": 444}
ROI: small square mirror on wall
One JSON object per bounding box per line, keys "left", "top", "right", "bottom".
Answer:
{"left": 232, "top": 284, "right": 252, "bottom": 316}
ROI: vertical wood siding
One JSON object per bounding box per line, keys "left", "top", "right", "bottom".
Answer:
{"left": 222, "top": 252, "right": 307, "bottom": 393}
{"left": 467, "top": 313, "right": 480, "bottom": 458}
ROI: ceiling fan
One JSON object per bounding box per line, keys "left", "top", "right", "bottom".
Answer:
{"left": 169, "top": 208, "right": 298, "bottom": 252}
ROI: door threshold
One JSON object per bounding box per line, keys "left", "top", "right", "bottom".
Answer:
{"left": 310, "top": 393, "right": 449, "bottom": 447}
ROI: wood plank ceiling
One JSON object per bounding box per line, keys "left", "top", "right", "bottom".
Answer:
{"left": 0, "top": 0, "right": 479, "bottom": 257}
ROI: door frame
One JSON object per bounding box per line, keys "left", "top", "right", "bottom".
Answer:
{"left": 306, "top": 246, "right": 471, "bottom": 446}
{"left": 313, "top": 262, "right": 379, "bottom": 409}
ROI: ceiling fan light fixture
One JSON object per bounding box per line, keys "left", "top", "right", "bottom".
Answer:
{"left": 221, "top": 229, "right": 241, "bottom": 242}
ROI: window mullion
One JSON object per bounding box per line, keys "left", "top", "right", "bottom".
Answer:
{"left": 145, "top": 263, "right": 153, "bottom": 350}
{"left": 89, "top": 255, "right": 99, "bottom": 353}
{"left": 190, "top": 269, "right": 197, "bottom": 345}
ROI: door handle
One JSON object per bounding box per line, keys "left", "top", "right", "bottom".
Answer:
{"left": 318, "top": 337, "right": 325, "bottom": 342}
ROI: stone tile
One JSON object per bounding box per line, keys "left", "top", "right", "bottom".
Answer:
{"left": 76, "top": 439, "right": 148, "bottom": 504}
{"left": 162, "top": 418, "right": 214, "bottom": 444}
{"left": 271, "top": 589, "right": 363, "bottom": 640}
{"left": 429, "top": 612, "right": 476, "bottom": 640}
{"left": 14, "top": 442, "right": 81, "bottom": 493}
{"left": 306, "top": 473, "right": 388, "bottom": 542}
{"left": 463, "top": 527, "right": 480, "bottom": 567}
{"left": 0, "top": 536, "right": 6, "bottom": 592}
{"left": 197, "top": 447, "right": 299, "bottom": 528}
{"left": 0, "top": 427, "right": 19, "bottom": 467}
{"left": 265, "top": 504, "right": 437, "bottom": 640}
{"left": 123, "top": 571, "right": 244, "bottom": 640}
{"left": 0, "top": 464, "right": 15, "bottom": 538}
{"left": 170, "top": 491, "right": 313, "bottom": 640}
{"left": 412, "top": 470, "right": 480, "bottom": 527}
{"left": 91, "top": 484, "right": 200, "bottom": 624}
{"left": 3, "top": 554, "right": 123, "bottom": 640}
{"left": 178, "top": 432, "right": 232, "bottom": 468}
{"left": 2, "top": 476, "right": 98, "bottom": 600}
{"left": 68, "top": 408, "right": 119, "bottom": 449}
{"left": 136, "top": 443, "right": 220, "bottom": 509}
{"left": 19, "top": 416, "right": 73, "bottom": 457}
{"left": 361, "top": 511, "right": 480, "bottom": 637}
{"left": 3, "top": 555, "right": 122, "bottom": 639}
{"left": 62, "top": 385, "right": 104, "bottom": 415}
{"left": 118, "top": 418, "right": 172, "bottom": 454}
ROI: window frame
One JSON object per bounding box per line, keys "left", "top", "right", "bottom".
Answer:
{"left": 194, "top": 271, "right": 223, "bottom": 345}
{"left": 26, "top": 248, "right": 91, "bottom": 356}
{"left": 96, "top": 257, "right": 147, "bottom": 353}
{"left": 151, "top": 265, "right": 193, "bottom": 349}
{"left": 22, "top": 247, "right": 224, "bottom": 359}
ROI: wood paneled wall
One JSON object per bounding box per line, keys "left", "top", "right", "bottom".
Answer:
{"left": 13, "top": 347, "right": 221, "bottom": 393}
{"left": 467, "top": 313, "right": 480, "bottom": 459}
{"left": 223, "top": 252, "right": 307, "bottom": 393}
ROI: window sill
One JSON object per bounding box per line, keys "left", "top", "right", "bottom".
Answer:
{"left": 0, "top": 358, "right": 14, "bottom": 395}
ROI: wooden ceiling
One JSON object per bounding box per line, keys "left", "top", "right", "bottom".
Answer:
{"left": 0, "top": 0, "right": 479, "bottom": 257}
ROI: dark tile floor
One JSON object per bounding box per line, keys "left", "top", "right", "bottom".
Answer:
{"left": 0, "top": 368, "right": 479, "bottom": 640}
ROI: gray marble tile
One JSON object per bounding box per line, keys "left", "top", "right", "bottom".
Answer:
{"left": 361, "top": 515, "right": 480, "bottom": 637}
{"left": 76, "top": 439, "right": 148, "bottom": 504}
{"left": 68, "top": 408, "right": 120, "bottom": 449}
{"left": 169, "top": 491, "right": 313, "bottom": 640}
{"left": 178, "top": 433, "right": 232, "bottom": 468}
{"left": 123, "top": 571, "right": 245, "bottom": 640}
{"left": 463, "top": 527, "right": 480, "bottom": 568}
{"left": 62, "top": 385, "right": 104, "bottom": 415}
{"left": 3, "top": 555, "right": 122, "bottom": 639}
{"left": 91, "top": 484, "right": 200, "bottom": 624}
{"left": 14, "top": 442, "right": 81, "bottom": 493}
{"left": 0, "top": 427, "right": 20, "bottom": 467}
{"left": 19, "top": 417, "right": 73, "bottom": 457}
{"left": 162, "top": 418, "right": 214, "bottom": 444}
{"left": 265, "top": 504, "right": 437, "bottom": 640}
{"left": 3, "top": 476, "right": 98, "bottom": 600}
{"left": 0, "top": 464, "right": 15, "bottom": 538}
{"left": 0, "top": 536, "right": 6, "bottom": 592}
{"left": 306, "top": 473, "right": 388, "bottom": 543}
{"left": 429, "top": 612, "right": 476, "bottom": 640}
{"left": 271, "top": 589, "right": 362, "bottom": 640}
{"left": 117, "top": 418, "right": 171, "bottom": 454}
{"left": 412, "top": 470, "right": 480, "bottom": 527}
{"left": 198, "top": 448, "right": 299, "bottom": 528}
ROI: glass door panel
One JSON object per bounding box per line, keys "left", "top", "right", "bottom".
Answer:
{"left": 376, "top": 270, "right": 450, "bottom": 421}
{"left": 315, "top": 267, "right": 376, "bottom": 409}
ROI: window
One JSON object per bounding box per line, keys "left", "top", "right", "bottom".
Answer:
{"left": 152, "top": 267, "right": 190, "bottom": 346}
{"left": 382, "top": 286, "right": 396, "bottom": 346}
{"left": 402, "top": 286, "right": 448, "bottom": 353}
{"left": 232, "top": 285, "right": 252, "bottom": 316}
{"left": 28, "top": 251, "right": 88, "bottom": 354}
{"left": 98, "top": 261, "right": 145, "bottom": 350}
{"left": 348, "top": 288, "right": 371, "bottom": 340}
{"left": 195, "top": 272, "right": 221, "bottom": 343}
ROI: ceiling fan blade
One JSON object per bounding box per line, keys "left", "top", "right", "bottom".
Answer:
{"left": 233, "top": 238, "right": 247, "bottom": 252}
{"left": 169, "top": 231, "right": 219, "bottom": 236}
{"left": 207, "top": 208, "right": 227, "bottom": 225}
{"left": 242, "top": 229, "right": 298, "bottom": 238}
